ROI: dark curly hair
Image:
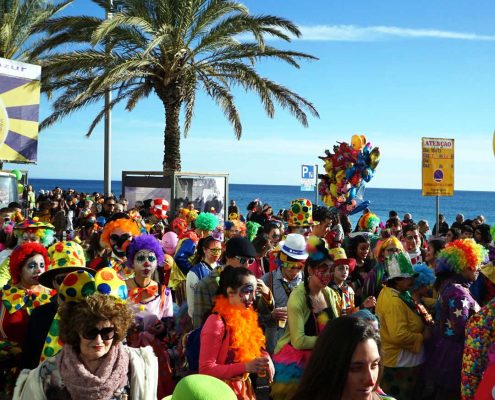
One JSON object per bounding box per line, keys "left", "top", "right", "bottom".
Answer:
{"left": 58, "top": 293, "right": 134, "bottom": 353}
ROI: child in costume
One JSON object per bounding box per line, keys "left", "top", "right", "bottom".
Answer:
{"left": 423, "top": 239, "right": 486, "bottom": 399}
{"left": 328, "top": 247, "right": 376, "bottom": 316}
{"left": 199, "top": 266, "right": 274, "bottom": 399}
{"left": 0, "top": 243, "right": 52, "bottom": 393}
{"left": 271, "top": 238, "right": 339, "bottom": 400}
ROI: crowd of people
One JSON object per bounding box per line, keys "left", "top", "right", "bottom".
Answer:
{"left": 0, "top": 186, "right": 493, "bottom": 399}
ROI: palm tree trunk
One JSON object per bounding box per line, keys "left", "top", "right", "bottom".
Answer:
{"left": 160, "top": 86, "right": 182, "bottom": 173}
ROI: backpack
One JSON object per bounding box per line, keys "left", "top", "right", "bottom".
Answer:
{"left": 185, "top": 314, "right": 226, "bottom": 373}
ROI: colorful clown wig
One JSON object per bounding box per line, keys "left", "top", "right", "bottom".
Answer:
{"left": 172, "top": 218, "right": 188, "bottom": 236}
{"left": 435, "top": 239, "right": 487, "bottom": 275}
{"left": 412, "top": 263, "right": 436, "bottom": 291}
{"left": 358, "top": 212, "right": 380, "bottom": 232}
{"left": 14, "top": 219, "right": 55, "bottom": 247}
{"left": 374, "top": 236, "right": 404, "bottom": 262}
{"left": 126, "top": 234, "right": 164, "bottom": 268}
{"left": 10, "top": 242, "right": 49, "bottom": 284}
{"left": 100, "top": 218, "right": 141, "bottom": 248}
{"left": 246, "top": 221, "right": 261, "bottom": 242}
{"left": 194, "top": 212, "right": 218, "bottom": 232}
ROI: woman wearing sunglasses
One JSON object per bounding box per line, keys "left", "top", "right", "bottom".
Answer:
{"left": 271, "top": 237, "right": 340, "bottom": 400}
{"left": 14, "top": 291, "right": 158, "bottom": 399}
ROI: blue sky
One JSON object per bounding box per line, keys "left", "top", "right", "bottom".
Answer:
{"left": 11, "top": 0, "right": 495, "bottom": 190}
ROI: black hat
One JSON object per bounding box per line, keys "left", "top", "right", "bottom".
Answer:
{"left": 225, "top": 237, "right": 256, "bottom": 258}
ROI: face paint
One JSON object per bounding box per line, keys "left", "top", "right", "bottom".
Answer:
{"left": 110, "top": 233, "right": 132, "bottom": 257}
{"left": 20, "top": 254, "right": 46, "bottom": 287}
{"left": 314, "top": 266, "right": 332, "bottom": 286}
{"left": 133, "top": 249, "right": 158, "bottom": 277}
{"left": 238, "top": 283, "right": 256, "bottom": 308}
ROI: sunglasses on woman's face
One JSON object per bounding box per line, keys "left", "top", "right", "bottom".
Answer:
{"left": 208, "top": 248, "right": 222, "bottom": 254}
{"left": 82, "top": 327, "right": 115, "bottom": 341}
{"left": 234, "top": 256, "right": 255, "bottom": 265}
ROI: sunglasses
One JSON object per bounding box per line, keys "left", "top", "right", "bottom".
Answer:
{"left": 234, "top": 256, "right": 255, "bottom": 265}
{"left": 82, "top": 327, "right": 115, "bottom": 341}
{"left": 208, "top": 248, "right": 222, "bottom": 254}
{"left": 282, "top": 261, "right": 303, "bottom": 271}
{"left": 136, "top": 254, "right": 157, "bottom": 263}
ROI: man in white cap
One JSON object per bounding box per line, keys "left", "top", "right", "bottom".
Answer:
{"left": 261, "top": 233, "right": 307, "bottom": 354}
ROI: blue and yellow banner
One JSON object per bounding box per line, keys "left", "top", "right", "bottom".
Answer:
{"left": 0, "top": 58, "right": 41, "bottom": 163}
{"left": 422, "top": 137, "right": 455, "bottom": 196}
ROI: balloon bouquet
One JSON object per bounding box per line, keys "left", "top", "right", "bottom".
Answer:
{"left": 318, "top": 135, "right": 380, "bottom": 215}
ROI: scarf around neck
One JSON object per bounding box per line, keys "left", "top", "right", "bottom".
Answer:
{"left": 58, "top": 342, "right": 129, "bottom": 400}
{"left": 212, "top": 296, "right": 265, "bottom": 363}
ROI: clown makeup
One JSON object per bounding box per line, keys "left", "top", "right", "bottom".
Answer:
{"left": 334, "top": 264, "right": 350, "bottom": 285}
{"left": 20, "top": 254, "right": 46, "bottom": 288}
{"left": 311, "top": 261, "right": 333, "bottom": 287}
{"left": 110, "top": 230, "right": 132, "bottom": 257}
{"left": 228, "top": 275, "right": 257, "bottom": 308}
{"left": 133, "top": 250, "right": 158, "bottom": 278}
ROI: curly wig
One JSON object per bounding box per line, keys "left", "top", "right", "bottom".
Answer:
{"left": 194, "top": 212, "right": 219, "bottom": 232}
{"left": 100, "top": 218, "right": 140, "bottom": 247}
{"left": 374, "top": 236, "right": 404, "bottom": 262}
{"left": 126, "top": 234, "right": 164, "bottom": 268}
{"left": 436, "top": 239, "right": 487, "bottom": 274}
{"left": 412, "top": 263, "right": 436, "bottom": 291}
{"left": 358, "top": 212, "right": 380, "bottom": 232}
{"left": 245, "top": 221, "right": 261, "bottom": 242}
{"left": 58, "top": 293, "right": 134, "bottom": 353}
{"left": 10, "top": 242, "right": 49, "bottom": 284}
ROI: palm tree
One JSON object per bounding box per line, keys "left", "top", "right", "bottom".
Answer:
{"left": 0, "top": 0, "right": 71, "bottom": 60}
{"left": 34, "top": 0, "right": 319, "bottom": 172}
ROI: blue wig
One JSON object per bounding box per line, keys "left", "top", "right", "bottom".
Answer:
{"left": 127, "top": 234, "right": 164, "bottom": 268}
{"left": 412, "top": 263, "right": 436, "bottom": 291}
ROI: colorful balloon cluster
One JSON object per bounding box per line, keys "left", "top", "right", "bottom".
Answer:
{"left": 318, "top": 135, "right": 380, "bottom": 214}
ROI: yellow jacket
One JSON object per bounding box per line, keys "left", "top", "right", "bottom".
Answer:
{"left": 375, "top": 285, "right": 424, "bottom": 367}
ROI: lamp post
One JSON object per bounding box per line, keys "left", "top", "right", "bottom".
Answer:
{"left": 103, "top": 0, "right": 114, "bottom": 196}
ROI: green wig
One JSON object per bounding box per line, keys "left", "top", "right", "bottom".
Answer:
{"left": 195, "top": 212, "right": 219, "bottom": 232}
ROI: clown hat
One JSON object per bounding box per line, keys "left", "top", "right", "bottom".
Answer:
{"left": 39, "top": 241, "right": 94, "bottom": 289}
{"left": 329, "top": 248, "right": 356, "bottom": 272}
{"left": 288, "top": 198, "right": 318, "bottom": 227}
{"left": 384, "top": 252, "right": 418, "bottom": 281}
{"left": 163, "top": 374, "right": 236, "bottom": 400}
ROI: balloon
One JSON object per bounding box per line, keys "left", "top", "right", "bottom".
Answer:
{"left": 163, "top": 254, "right": 174, "bottom": 271}
{"left": 11, "top": 170, "right": 22, "bottom": 181}
{"left": 349, "top": 200, "right": 371, "bottom": 215}
{"left": 162, "top": 231, "right": 178, "bottom": 255}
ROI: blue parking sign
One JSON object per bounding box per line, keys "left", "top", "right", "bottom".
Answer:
{"left": 301, "top": 165, "right": 314, "bottom": 179}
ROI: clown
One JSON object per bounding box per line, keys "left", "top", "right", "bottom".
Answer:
{"left": 97, "top": 217, "right": 141, "bottom": 278}
{"left": 125, "top": 234, "right": 175, "bottom": 397}
{"left": 0, "top": 219, "right": 55, "bottom": 288}
{"left": 0, "top": 243, "right": 51, "bottom": 392}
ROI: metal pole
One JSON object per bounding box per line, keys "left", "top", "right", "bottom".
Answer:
{"left": 314, "top": 164, "right": 318, "bottom": 206}
{"left": 103, "top": 1, "right": 113, "bottom": 196}
{"left": 436, "top": 195, "right": 440, "bottom": 236}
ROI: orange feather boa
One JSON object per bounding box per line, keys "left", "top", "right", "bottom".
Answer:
{"left": 212, "top": 296, "right": 266, "bottom": 363}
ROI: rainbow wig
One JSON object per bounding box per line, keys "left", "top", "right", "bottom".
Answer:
{"left": 435, "top": 239, "right": 487, "bottom": 274}
{"left": 412, "top": 263, "right": 436, "bottom": 291}
{"left": 14, "top": 220, "right": 55, "bottom": 247}
{"left": 358, "top": 212, "right": 380, "bottom": 232}
{"left": 100, "top": 218, "right": 141, "bottom": 248}
{"left": 374, "top": 236, "right": 404, "bottom": 261}
{"left": 245, "top": 221, "right": 261, "bottom": 242}
{"left": 10, "top": 242, "right": 49, "bottom": 284}
{"left": 126, "top": 234, "right": 164, "bottom": 268}
{"left": 194, "top": 212, "right": 218, "bottom": 232}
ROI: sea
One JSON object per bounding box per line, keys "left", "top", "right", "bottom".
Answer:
{"left": 29, "top": 178, "right": 495, "bottom": 227}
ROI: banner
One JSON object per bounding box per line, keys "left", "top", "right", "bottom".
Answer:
{"left": 422, "top": 137, "right": 454, "bottom": 196}
{"left": 0, "top": 58, "right": 41, "bottom": 163}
